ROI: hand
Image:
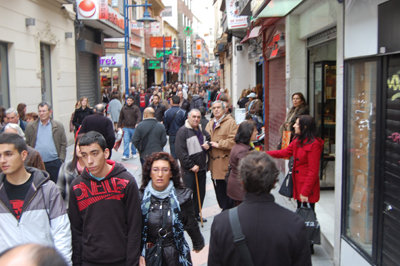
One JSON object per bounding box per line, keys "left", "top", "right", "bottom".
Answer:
{"left": 139, "top": 256, "right": 146, "bottom": 266}
{"left": 299, "top": 194, "right": 309, "bottom": 202}
{"left": 210, "top": 141, "right": 219, "bottom": 148}
{"left": 201, "top": 142, "right": 210, "bottom": 150}
{"left": 191, "top": 165, "right": 200, "bottom": 173}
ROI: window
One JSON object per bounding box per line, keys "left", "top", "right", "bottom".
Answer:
{"left": 131, "top": 1, "right": 137, "bottom": 20}
{"left": 0, "top": 42, "right": 10, "bottom": 108}
{"left": 344, "top": 59, "right": 377, "bottom": 256}
{"left": 40, "top": 43, "right": 52, "bottom": 104}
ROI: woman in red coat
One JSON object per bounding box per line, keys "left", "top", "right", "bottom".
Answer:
{"left": 267, "top": 115, "right": 323, "bottom": 206}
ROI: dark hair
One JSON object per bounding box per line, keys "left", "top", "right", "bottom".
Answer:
{"left": 296, "top": 115, "right": 317, "bottom": 145}
{"left": 235, "top": 120, "right": 256, "bottom": 145}
{"left": 38, "top": 102, "right": 52, "bottom": 111}
{"left": 171, "top": 95, "right": 180, "bottom": 104}
{"left": 127, "top": 95, "right": 135, "bottom": 101}
{"left": 67, "top": 133, "right": 84, "bottom": 172}
{"left": 292, "top": 92, "right": 307, "bottom": 106}
{"left": 17, "top": 103, "right": 27, "bottom": 120}
{"left": 141, "top": 152, "right": 184, "bottom": 190}
{"left": 239, "top": 151, "right": 279, "bottom": 194}
{"left": 78, "top": 131, "right": 107, "bottom": 151}
{"left": 198, "top": 106, "right": 206, "bottom": 117}
{"left": 0, "top": 133, "right": 28, "bottom": 153}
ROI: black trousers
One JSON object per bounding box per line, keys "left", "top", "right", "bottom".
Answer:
{"left": 183, "top": 170, "right": 206, "bottom": 217}
{"left": 212, "top": 179, "right": 234, "bottom": 210}
{"left": 44, "top": 158, "right": 62, "bottom": 183}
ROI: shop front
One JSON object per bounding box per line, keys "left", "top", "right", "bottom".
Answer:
{"left": 341, "top": 1, "right": 400, "bottom": 265}
{"left": 130, "top": 56, "right": 142, "bottom": 88}
{"left": 100, "top": 54, "right": 123, "bottom": 93}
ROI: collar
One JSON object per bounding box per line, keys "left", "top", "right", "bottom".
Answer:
{"left": 244, "top": 192, "right": 275, "bottom": 203}
{"left": 39, "top": 119, "right": 51, "bottom": 126}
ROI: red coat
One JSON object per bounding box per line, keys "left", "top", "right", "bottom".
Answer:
{"left": 267, "top": 138, "right": 324, "bottom": 203}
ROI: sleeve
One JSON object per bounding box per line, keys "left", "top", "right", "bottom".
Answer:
{"left": 181, "top": 197, "right": 205, "bottom": 251}
{"left": 125, "top": 179, "right": 142, "bottom": 266}
{"left": 160, "top": 124, "right": 167, "bottom": 147}
{"left": 68, "top": 182, "right": 83, "bottom": 266}
{"left": 72, "top": 110, "right": 79, "bottom": 127}
{"left": 208, "top": 217, "right": 222, "bottom": 266}
{"left": 132, "top": 126, "right": 142, "bottom": 152}
{"left": 117, "top": 107, "right": 124, "bottom": 128}
{"left": 267, "top": 140, "right": 295, "bottom": 159}
{"left": 105, "top": 121, "right": 116, "bottom": 150}
{"left": 175, "top": 129, "right": 195, "bottom": 170}
{"left": 217, "top": 120, "right": 238, "bottom": 150}
{"left": 300, "top": 141, "right": 323, "bottom": 197}
{"left": 47, "top": 183, "right": 72, "bottom": 265}
{"left": 163, "top": 110, "right": 170, "bottom": 133}
{"left": 58, "top": 124, "right": 67, "bottom": 162}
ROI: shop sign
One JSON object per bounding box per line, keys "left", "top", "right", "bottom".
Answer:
{"left": 77, "top": 0, "right": 124, "bottom": 30}
{"left": 99, "top": 54, "right": 123, "bottom": 67}
{"left": 150, "top": 37, "right": 172, "bottom": 48}
{"left": 226, "top": 0, "right": 248, "bottom": 29}
{"left": 131, "top": 57, "right": 141, "bottom": 70}
{"left": 147, "top": 60, "right": 162, "bottom": 69}
{"left": 156, "top": 50, "right": 173, "bottom": 58}
{"left": 186, "top": 36, "right": 191, "bottom": 63}
{"left": 150, "top": 22, "right": 161, "bottom": 35}
{"left": 167, "top": 56, "right": 181, "bottom": 73}
{"left": 193, "top": 39, "right": 202, "bottom": 59}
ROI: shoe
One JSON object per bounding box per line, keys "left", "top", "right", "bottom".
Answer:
{"left": 132, "top": 154, "right": 138, "bottom": 159}
{"left": 196, "top": 216, "right": 207, "bottom": 223}
{"left": 121, "top": 156, "right": 129, "bottom": 161}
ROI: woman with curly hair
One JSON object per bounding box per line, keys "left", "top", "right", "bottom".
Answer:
{"left": 139, "top": 152, "right": 204, "bottom": 266}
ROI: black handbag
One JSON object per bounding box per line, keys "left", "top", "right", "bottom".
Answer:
{"left": 279, "top": 162, "right": 293, "bottom": 198}
{"left": 295, "top": 203, "right": 321, "bottom": 245}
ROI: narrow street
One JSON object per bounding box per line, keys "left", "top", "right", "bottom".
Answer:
{"left": 66, "top": 139, "right": 334, "bottom": 266}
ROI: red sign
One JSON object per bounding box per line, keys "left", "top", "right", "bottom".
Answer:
{"left": 150, "top": 37, "right": 172, "bottom": 48}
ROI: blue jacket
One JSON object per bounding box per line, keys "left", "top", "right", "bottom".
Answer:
{"left": 163, "top": 106, "right": 186, "bottom": 136}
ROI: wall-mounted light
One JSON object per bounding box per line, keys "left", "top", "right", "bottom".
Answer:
{"left": 65, "top": 32, "right": 73, "bottom": 39}
{"left": 25, "top": 18, "right": 35, "bottom": 27}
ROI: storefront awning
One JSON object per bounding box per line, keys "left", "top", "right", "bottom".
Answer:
{"left": 83, "top": 19, "right": 124, "bottom": 38}
{"left": 241, "top": 26, "right": 262, "bottom": 44}
{"left": 254, "top": 0, "right": 304, "bottom": 18}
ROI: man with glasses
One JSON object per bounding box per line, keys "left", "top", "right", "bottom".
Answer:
{"left": 68, "top": 131, "right": 141, "bottom": 266}
{"left": 175, "top": 109, "right": 211, "bottom": 222}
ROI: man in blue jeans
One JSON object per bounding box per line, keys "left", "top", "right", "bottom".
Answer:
{"left": 117, "top": 96, "right": 141, "bottom": 160}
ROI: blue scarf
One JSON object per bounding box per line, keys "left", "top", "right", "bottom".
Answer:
{"left": 141, "top": 181, "right": 192, "bottom": 266}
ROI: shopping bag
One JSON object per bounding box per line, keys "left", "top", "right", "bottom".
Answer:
{"left": 295, "top": 203, "right": 321, "bottom": 245}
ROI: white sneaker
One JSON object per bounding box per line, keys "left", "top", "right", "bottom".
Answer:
{"left": 133, "top": 154, "right": 138, "bottom": 159}
{"left": 121, "top": 156, "right": 129, "bottom": 161}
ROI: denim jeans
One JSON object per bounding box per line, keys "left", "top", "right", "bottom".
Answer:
{"left": 123, "top": 127, "right": 137, "bottom": 157}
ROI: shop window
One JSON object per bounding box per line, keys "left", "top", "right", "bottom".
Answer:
{"left": 344, "top": 59, "right": 377, "bottom": 256}
{"left": 0, "top": 42, "right": 10, "bottom": 108}
{"left": 40, "top": 43, "right": 52, "bottom": 105}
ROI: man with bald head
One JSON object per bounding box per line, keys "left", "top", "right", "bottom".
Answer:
{"left": 132, "top": 107, "right": 167, "bottom": 164}
{"left": 79, "top": 103, "right": 116, "bottom": 158}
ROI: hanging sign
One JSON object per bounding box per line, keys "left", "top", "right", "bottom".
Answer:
{"left": 167, "top": 56, "right": 181, "bottom": 73}
{"left": 186, "top": 36, "right": 191, "bottom": 63}
{"left": 156, "top": 50, "right": 173, "bottom": 58}
{"left": 226, "top": 0, "right": 248, "bottom": 29}
{"left": 150, "top": 37, "right": 172, "bottom": 48}
{"left": 147, "top": 60, "right": 162, "bottom": 69}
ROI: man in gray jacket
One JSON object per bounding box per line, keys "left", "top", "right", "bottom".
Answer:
{"left": 0, "top": 133, "right": 72, "bottom": 264}
{"left": 132, "top": 107, "right": 167, "bottom": 165}
{"left": 25, "top": 102, "right": 67, "bottom": 183}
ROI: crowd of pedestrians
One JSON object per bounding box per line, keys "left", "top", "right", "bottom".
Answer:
{"left": 0, "top": 81, "right": 323, "bottom": 266}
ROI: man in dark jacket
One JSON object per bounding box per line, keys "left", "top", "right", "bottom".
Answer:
{"left": 68, "top": 131, "right": 142, "bottom": 266}
{"left": 117, "top": 96, "right": 141, "bottom": 160}
{"left": 149, "top": 94, "right": 166, "bottom": 122}
{"left": 175, "top": 109, "right": 211, "bottom": 222}
{"left": 79, "top": 103, "right": 115, "bottom": 158}
{"left": 208, "top": 151, "right": 311, "bottom": 266}
{"left": 132, "top": 107, "right": 167, "bottom": 164}
{"left": 164, "top": 95, "right": 186, "bottom": 159}
{"left": 190, "top": 88, "right": 206, "bottom": 110}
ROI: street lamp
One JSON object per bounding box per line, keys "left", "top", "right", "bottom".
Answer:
{"left": 124, "top": 0, "right": 156, "bottom": 99}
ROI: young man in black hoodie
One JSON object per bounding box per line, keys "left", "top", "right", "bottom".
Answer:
{"left": 68, "top": 131, "right": 142, "bottom": 266}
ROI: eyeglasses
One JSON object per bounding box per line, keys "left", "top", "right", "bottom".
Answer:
{"left": 151, "top": 168, "right": 170, "bottom": 174}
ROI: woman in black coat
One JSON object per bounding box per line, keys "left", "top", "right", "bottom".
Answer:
{"left": 72, "top": 97, "right": 93, "bottom": 133}
{"left": 139, "top": 152, "right": 204, "bottom": 266}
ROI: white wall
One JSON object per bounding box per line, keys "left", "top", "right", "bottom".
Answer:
{"left": 0, "top": 0, "right": 76, "bottom": 141}
{"left": 232, "top": 39, "right": 255, "bottom": 107}
{"left": 161, "top": 0, "right": 178, "bottom": 30}
{"left": 344, "top": 0, "right": 387, "bottom": 59}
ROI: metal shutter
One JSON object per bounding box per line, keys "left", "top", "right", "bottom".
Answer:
{"left": 77, "top": 52, "right": 99, "bottom": 106}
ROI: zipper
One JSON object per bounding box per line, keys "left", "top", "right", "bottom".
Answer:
{"left": 0, "top": 198, "right": 19, "bottom": 223}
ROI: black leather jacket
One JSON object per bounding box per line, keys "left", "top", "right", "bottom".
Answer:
{"left": 140, "top": 187, "right": 204, "bottom": 265}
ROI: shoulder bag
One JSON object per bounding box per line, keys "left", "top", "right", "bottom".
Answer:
{"left": 229, "top": 207, "right": 255, "bottom": 266}
{"left": 279, "top": 160, "right": 293, "bottom": 198}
